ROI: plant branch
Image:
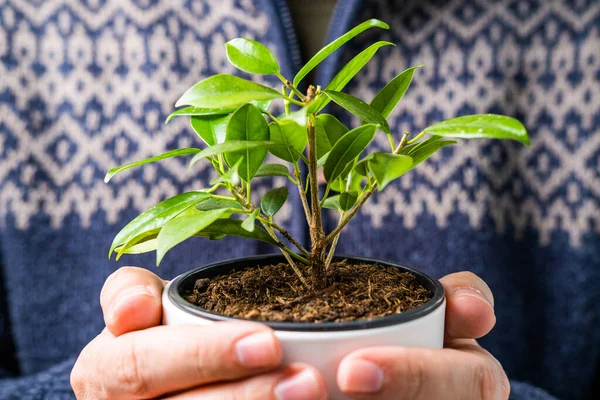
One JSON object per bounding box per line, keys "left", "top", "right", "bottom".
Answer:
{"left": 265, "top": 110, "right": 280, "bottom": 123}
{"left": 324, "top": 138, "right": 408, "bottom": 244}
{"left": 260, "top": 217, "right": 311, "bottom": 257}
{"left": 260, "top": 221, "right": 310, "bottom": 288}
{"left": 406, "top": 130, "right": 426, "bottom": 145}
{"left": 395, "top": 131, "right": 411, "bottom": 153}
{"left": 282, "top": 85, "right": 291, "bottom": 115}
{"left": 387, "top": 134, "right": 396, "bottom": 152}
{"left": 281, "top": 247, "right": 310, "bottom": 264}
{"left": 225, "top": 182, "right": 310, "bottom": 283}
{"left": 293, "top": 163, "right": 312, "bottom": 220}
{"left": 307, "top": 115, "right": 325, "bottom": 243}
{"left": 319, "top": 184, "right": 331, "bottom": 207}
{"left": 324, "top": 212, "right": 344, "bottom": 269}
{"left": 276, "top": 72, "right": 306, "bottom": 101}
{"left": 324, "top": 181, "right": 376, "bottom": 243}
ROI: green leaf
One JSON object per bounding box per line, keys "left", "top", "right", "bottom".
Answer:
{"left": 322, "top": 192, "right": 358, "bottom": 211}
{"left": 315, "top": 114, "right": 349, "bottom": 159}
{"left": 424, "top": 114, "right": 530, "bottom": 146}
{"left": 225, "top": 104, "right": 270, "bottom": 181}
{"left": 408, "top": 138, "right": 457, "bottom": 167}
{"left": 109, "top": 191, "right": 210, "bottom": 257}
{"left": 339, "top": 192, "right": 358, "bottom": 210}
{"left": 115, "top": 237, "right": 158, "bottom": 255}
{"left": 166, "top": 100, "right": 271, "bottom": 123}
{"left": 209, "top": 159, "right": 242, "bottom": 185}
{"left": 281, "top": 107, "right": 308, "bottom": 126}
{"left": 401, "top": 135, "right": 442, "bottom": 156}
{"left": 331, "top": 169, "right": 363, "bottom": 193}
{"left": 196, "top": 219, "right": 277, "bottom": 244}
{"left": 190, "top": 115, "right": 229, "bottom": 146}
{"left": 225, "top": 38, "right": 279, "bottom": 75}
{"left": 367, "top": 153, "right": 413, "bottom": 190}
{"left": 311, "top": 41, "right": 394, "bottom": 112}
{"left": 241, "top": 209, "right": 260, "bottom": 232}
{"left": 322, "top": 91, "right": 390, "bottom": 134}
{"left": 196, "top": 197, "right": 244, "bottom": 211}
{"left": 293, "top": 19, "right": 389, "bottom": 86}
{"left": 105, "top": 148, "right": 199, "bottom": 183}
{"left": 166, "top": 106, "right": 233, "bottom": 123}
{"left": 175, "top": 74, "right": 284, "bottom": 109}
{"left": 370, "top": 65, "right": 421, "bottom": 118}
{"left": 269, "top": 120, "right": 307, "bottom": 163}
{"left": 188, "top": 140, "right": 276, "bottom": 169}
{"left": 115, "top": 228, "right": 160, "bottom": 260}
{"left": 354, "top": 154, "right": 373, "bottom": 176}
{"left": 157, "top": 209, "right": 229, "bottom": 265}
{"left": 324, "top": 124, "right": 377, "bottom": 183}
{"left": 255, "top": 163, "right": 291, "bottom": 178}
{"left": 260, "top": 187, "right": 288, "bottom": 217}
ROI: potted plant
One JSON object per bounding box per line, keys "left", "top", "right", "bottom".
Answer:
{"left": 105, "top": 19, "right": 529, "bottom": 399}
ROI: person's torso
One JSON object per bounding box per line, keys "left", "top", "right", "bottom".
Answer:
{"left": 0, "top": 1, "right": 599, "bottom": 399}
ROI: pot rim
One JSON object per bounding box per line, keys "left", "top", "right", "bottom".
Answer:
{"left": 168, "top": 254, "right": 445, "bottom": 332}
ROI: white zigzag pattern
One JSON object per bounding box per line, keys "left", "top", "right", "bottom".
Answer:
{"left": 348, "top": 0, "right": 600, "bottom": 246}
{"left": 0, "top": 0, "right": 599, "bottom": 248}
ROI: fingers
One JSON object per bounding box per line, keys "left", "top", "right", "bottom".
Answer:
{"left": 165, "top": 363, "right": 328, "bottom": 400}
{"left": 100, "top": 266, "right": 166, "bottom": 336}
{"left": 71, "top": 322, "right": 283, "bottom": 400}
{"left": 440, "top": 271, "right": 496, "bottom": 341}
{"left": 337, "top": 344, "right": 509, "bottom": 400}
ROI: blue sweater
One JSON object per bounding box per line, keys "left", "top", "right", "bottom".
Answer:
{"left": 0, "top": 0, "right": 598, "bottom": 399}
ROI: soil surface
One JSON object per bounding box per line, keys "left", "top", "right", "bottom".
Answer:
{"left": 183, "top": 261, "right": 433, "bottom": 323}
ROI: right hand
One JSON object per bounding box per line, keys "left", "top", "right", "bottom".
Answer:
{"left": 70, "top": 267, "right": 327, "bottom": 400}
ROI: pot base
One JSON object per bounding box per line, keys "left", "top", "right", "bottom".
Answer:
{"left": 162, "top": 255, "right": 446, "bottom": 400}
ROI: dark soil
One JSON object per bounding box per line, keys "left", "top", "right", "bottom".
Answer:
{"left": 183, "top": 261, "right": 433, "bottom": 323}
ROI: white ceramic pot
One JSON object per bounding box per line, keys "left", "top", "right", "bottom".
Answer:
{"left": 162, "top": 255, "right": 446, "bottom": 400}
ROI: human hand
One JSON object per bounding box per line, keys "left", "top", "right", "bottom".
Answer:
{"left": 70, "top": 267, "right": 327, "bottom": 400}
{"left": 337, "top": 271, "right": 509, "bottom": 399}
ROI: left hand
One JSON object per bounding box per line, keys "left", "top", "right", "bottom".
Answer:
{"left": 336, "top": 271, "right": 509, "bottom": 399}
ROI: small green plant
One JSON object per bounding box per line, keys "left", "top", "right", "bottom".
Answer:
{"left": 105, "top": 19, "right": 529, "bottom": 290}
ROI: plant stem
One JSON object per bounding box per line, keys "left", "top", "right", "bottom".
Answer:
{"left": 281, "top": 247, "right": 310, "bottom": 264}
{"left": 387, "top": 134, "right": 396, "bottom": 152}
{"left": 324, "top": 136, "right": 409, "bottom": 245}
{"left": 395, "top": 131, "right": 411, "bottom": 153}
{"left": 276, "top": 72, "right": 306, "bottom": 101}
{"left": 265, "top": 111, "right": 280, "bottom": 123}
{"left": 324, "top": 212, "right": 344, "bottom": 269}
{"left": 307, "top": 116, "right": 325, "bottom": 241}
{"left": 260, "top": 221, "right": 310, "bottom": 288}
{"left": 259, "top": 217, "right": 311, "bottom": 257}
{"left": 224, "top": 181, "right": 310, "bottom": 287}
{"left": 324, "top": 182, "right": 376, "bottom": 243}
{"left": 282, "top": 85, "right": 291, "bottom": 116}
{"left": 319, "top": 184, "right": 331, "bottom": 207}
{"left": 306, "top": 115, "right": 328, "bottom": 287}
{"left": 407, "top": 130, "right": 426, "bottom": 145}
{"left": 294, "top": 162, "right": 312, "bottom": 222}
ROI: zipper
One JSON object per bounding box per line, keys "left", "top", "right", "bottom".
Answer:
{"left": 265, "top": 0, "right": 303, "bottom": 76}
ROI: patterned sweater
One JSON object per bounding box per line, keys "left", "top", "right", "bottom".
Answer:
{"left": 0, "top": 1, "right": 599, "bottom": 399}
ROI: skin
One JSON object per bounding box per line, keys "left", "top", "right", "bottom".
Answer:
{"left": 71, "top": 268, "right": 507, "bottom": 400}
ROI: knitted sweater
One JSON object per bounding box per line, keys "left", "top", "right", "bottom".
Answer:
{"left": 0, "top": 1, "right": 598, "bottom": 399}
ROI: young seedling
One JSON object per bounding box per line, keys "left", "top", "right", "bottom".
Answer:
{"left": 106, "top": 19, "right": 529, "bottom": 291}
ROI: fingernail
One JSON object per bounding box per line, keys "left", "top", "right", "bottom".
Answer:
{"left": 453, "top": 286, "right": 494, "bottom": 307}
{"left": 338, "top": 359, "right": 384, "bottom": 393}
{"left": 275, "top": 369, "right": 322, "bottom": 400}
{"left": 235, "top": 331, "right": 280, "bottom": 368}
{"left": 108, "top": 285, "right": 154, "bottom": 320}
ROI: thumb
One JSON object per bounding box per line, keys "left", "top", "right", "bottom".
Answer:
{"left": 100, "top": 267, "right": 167, "bottom": 336}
